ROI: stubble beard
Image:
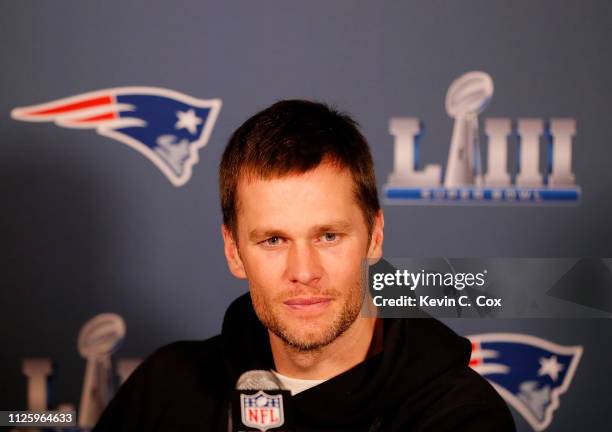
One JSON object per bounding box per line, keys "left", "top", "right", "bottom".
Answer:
{"left": 250, "top": 282, "right": 363, "bottom": 352}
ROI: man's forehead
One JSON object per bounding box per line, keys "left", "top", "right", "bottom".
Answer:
{"left": 236, "top": 163, "right": 353, "bottom": 201}
{"left": 234, "top": 164, "right": 361, "bottom": 230}
{"left": 238, "top": 159, "right": 349, "bottom": 184}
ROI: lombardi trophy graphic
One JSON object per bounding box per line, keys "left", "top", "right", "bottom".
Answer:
{"left": 443, "top": 71, "right": 493, "bottom": 187}
{"left": 77, "top": 313, "right": 126, "bottom": 428}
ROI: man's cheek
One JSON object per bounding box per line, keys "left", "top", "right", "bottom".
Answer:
{"left": 245, "top": 254, "right": 283, "bottom": 282}
{"left": 327, "top": 256, "right": 361, "bottom": 281}
{"left": 326, "top": 271, "right": 353, "bottom": 296}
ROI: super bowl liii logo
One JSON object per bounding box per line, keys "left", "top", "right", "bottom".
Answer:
{"left": 384, "top": 71, "right": 580, "bottom": 205}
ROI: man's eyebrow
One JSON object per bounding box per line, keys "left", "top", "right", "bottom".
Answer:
{"left": 248, "top": 229, "right": 290, "bottom": 242}
{"left": 310, "top": 220, "right": 353, "bottom": 234}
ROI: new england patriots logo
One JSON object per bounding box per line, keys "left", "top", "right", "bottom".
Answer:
{"left": 11, "top": 87, "right": 222, "bottom": 186}
{"left": 469, "top": 333, "right": 583, "bottom": 431}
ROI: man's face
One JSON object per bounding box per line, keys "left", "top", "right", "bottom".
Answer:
{"left": 223, "top": 162, "right": 383, "bottom": 351}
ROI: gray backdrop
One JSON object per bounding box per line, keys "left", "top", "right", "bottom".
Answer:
{"left": 2, "top": 1, "right": 611, "bottom": 431}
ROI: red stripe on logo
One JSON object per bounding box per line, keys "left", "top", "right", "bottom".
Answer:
{"left": 469, "top": 341, "right": 481, "bottom": 366}
{"left": 29, "top": 96, "right": 112, "bottom": 115}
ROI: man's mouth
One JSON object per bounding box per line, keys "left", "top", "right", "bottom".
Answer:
{"left": 283, "top": 297, "right": 332, "bottom": 311}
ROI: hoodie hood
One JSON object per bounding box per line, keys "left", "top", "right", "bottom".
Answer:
{"left": 220, "top": 293, "right": 473, "bottom": 430}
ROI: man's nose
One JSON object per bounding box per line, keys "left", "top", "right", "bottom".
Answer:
{"left": 285, "top": 242, "right": 323, "bottom": 286}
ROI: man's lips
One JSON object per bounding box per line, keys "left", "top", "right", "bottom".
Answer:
{"left": 283, "top": 297, "right": 332, "bottom": 310}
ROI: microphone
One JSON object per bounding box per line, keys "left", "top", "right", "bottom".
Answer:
{"left": 237, "top": 370, "right": 284, "bottom": 391}
{"left": 230, "top": 370, "right": 292, "bottom": 432}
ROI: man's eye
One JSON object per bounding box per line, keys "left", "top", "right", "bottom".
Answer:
{"left": 322, "top": 232, "right": 338, "bottom": 242}
{"left": 264, "top": 236, "right": 282, "bottom": 246}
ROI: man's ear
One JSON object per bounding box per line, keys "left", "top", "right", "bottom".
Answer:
{"left": 221, "top": 224, "right": 247, "bottom": 279}
{"left": 367, "top": 210, "right": 384, "bottom": 264}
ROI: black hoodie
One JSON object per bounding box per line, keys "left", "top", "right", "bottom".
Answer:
{"left": 94, "top": 293, "right": 515, "bottom": 431}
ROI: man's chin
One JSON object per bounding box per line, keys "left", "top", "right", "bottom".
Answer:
{"left": 276, "top": 330, "right": 336, "bottom": 352}
{"left": 260, "top": 301, "right": 360, "bottom": 351}
{"left": 273, "top": 317, "right": 346, "bottom": 351}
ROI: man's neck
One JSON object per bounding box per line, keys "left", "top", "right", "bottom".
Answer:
{"left": 269, "top": 317, "right": 380, "bottom": 380}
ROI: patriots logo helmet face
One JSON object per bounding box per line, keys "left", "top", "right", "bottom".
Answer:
{"left": 469, "top": 333, "right": 583, "bottom": 431}
{"left": 11, "top": 87, "right": 222, "bottom": 186}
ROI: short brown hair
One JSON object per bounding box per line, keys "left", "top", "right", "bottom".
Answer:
{"left": 219, "top": 100, "right": 380, "bottom": 238}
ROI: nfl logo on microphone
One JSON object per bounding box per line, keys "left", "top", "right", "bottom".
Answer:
{"left": 384, "top": 71, "right": 580, "bottom": 205}
{"left": 240, "top": 391, "right": 285, "bottom": 431}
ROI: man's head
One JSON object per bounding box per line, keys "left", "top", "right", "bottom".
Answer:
{"left": 220, "top": 100, "right": 383, "bottom": 352}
